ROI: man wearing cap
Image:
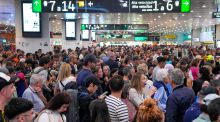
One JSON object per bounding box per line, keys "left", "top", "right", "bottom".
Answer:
{"left": 183, "top": 86, "right": 219, "bottom": 122}
{"left": 4, "top": 98, "right": 34, "bottom": 122}
{"left": 77, "top": 53, "right": 97, "bottom": 87}
{"left": 77, "top": 75, "right": 101, "bottom": 122}
{"left": 193, "top": 94, "right": 220, "bottom": 122}
{"left": 0, "top": 72, "right": 16, "bottom": 122}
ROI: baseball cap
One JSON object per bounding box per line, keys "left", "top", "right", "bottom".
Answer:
{"left": 83, "top": 75, "right": 102, "bottom": 87}
{"left": 203, "top": 94, "right": 220, "bottom": 106}
{"left": 0, "top": 72, "right": 14, "bottom": 91}
{"left": 83, "top": 54, "right": 97, "bottom": 64}
{"left": 0, "top": 67, "right": 9, "bottom": 74}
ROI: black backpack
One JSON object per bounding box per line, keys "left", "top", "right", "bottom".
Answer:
{"left": 59, "top": 81, "right": 78, "bottom": 91}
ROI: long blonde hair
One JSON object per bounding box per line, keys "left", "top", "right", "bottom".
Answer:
{"left": 131, "top": 73, "right": 143, "bottom": 94}
{"left": 57, "top": 63, "right": 72, "bottom": 81}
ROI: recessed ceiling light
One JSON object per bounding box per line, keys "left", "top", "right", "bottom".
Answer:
{"left": 163, "top": 13, "right": 166, "bottom": 15}
{"left": 60, "top": 18, "right": 64, "bottom": 19}
{"left": 52, "top": 21, "right": 55, "bottom": 23}
{"left": 118, "top": 13, "right": 120, "bottom": 15}
{"left": 199, "top": 16, "right": 202, "bottom": 18}
{"left": 54, "top": 15, "right": 57, "bottom": 17}
{"left": 158, "top": 16, "right": 161, "bottom": 18}
{"left": 202, "top": 5, "right": 206, "bottom": 8}
{"left": 58, "top": 23, "right": 60, "bottom": 24}
{"left": 191, "top": 10, "right": 194, "bottom": 13}
{"left": 78, "top": 16, "right": 81, "bottom": 18}
{"left": 96, "top": 14, "right": 99, "bottom": 17}
{"left": 139, "top": 14, "right": 142, "bottom": 16}
{"left": 182, "top": 14, "right": 185, "bottom": 16}
{"left": 154, "top": 19, "right": 157, "bottom": 21}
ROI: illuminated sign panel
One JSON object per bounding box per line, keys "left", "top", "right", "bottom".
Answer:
{"left": 33, "top": 0, "right": 190, "bottom": 13}
{"left": 81, "top": 24, "right": 149, "bottom": 30}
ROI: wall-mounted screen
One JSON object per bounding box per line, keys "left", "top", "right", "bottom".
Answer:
{"left": 65, "top": 20, "right": 76, "bottom": 40}
{"left": 91, "top": 31, "right": 96, "bottom": 41}
{"left": 82, "top": 30, "right": 89, "bottom": 41}
{"left": 22, "top": 2, "right": 41, "bottom": 37}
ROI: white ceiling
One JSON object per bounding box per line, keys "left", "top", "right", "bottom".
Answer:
{"left": 49, "top": 0, "right": 219, "bottom": 34}
{"left": 0, "top": 0, "right": 219, "bottom": 34}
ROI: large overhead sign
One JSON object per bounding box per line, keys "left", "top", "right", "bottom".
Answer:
{"left": 81, "top": 24, "right": 149, "bottom": 30}
{"left": 33, "top": 0, "right": 190, "bottom": 13}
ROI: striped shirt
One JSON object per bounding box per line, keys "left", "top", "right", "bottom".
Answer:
{"left": 105, "top": 95, "right": 129, "bottom": 122}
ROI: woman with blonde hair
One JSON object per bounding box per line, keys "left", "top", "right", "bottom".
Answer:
{"left": 136, "top": 98, "right": 164, "bottom": 122}
{"left": 55, "top": 63, "right": 76, "bottom": 94}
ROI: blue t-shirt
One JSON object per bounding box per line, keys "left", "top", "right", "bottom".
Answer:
{"left": 76, "top": 69, "right": 93, "bottom": 87}
{"left": 183, "top": 102, "right": 201, "bottom": 122}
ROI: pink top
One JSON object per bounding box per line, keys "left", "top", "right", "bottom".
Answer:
{"left": 190, "top": 67, "right": 199, "bottom": 80}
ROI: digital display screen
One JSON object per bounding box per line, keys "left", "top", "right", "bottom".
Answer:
{"left": 213, "top": 12, "right": 220, "bottom": 18}
{"left": 81, "top": 24, "right": 149, "bottom": 30}
{"left": 134, "top": 37, "right": 148, "bottom": 41}
{"left": 34, "top": 0, "right": 190, "bottom": 13}
{"left": 91, "top": 31, "right": 96, "bottom": 41}
{"left": 65, "top": 20, "right": 76, "bottom": 40}
{"left": 82, "top": 30, "right": 89, "bottom": 41}
{"left": 22, "top": 2, "right": 41, "bottom": 37}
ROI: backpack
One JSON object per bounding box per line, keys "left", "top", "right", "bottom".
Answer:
{"left": 60, "top": 81, "right": 78, "bottom": 91}
{"left": 66, "top": 89, "right": 80, "bottom": 122}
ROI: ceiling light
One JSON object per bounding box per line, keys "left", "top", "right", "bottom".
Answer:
{"left": 158, "top": 16, "right": 161, "bottom": 18}
{"left": 199, "top": 16, "right": 202, "bottom": 18}
{"left": 52, "top": 21, "right": 55, "bottom": 23}
{"left": 191, "top": 10, "right": 194, "bottom": 13}
{"left": 118, "top": 13, "right": 120, "bottom": 15}
{"left": 78, "top": 16, "right": 81, "bottom": 18}
{"left": 60, "top": 18, "right": 64, "bottom": 19}
{"left": 202, "top": 5, "right": 206, "bottom": 8}
{"left": 139, "top": 14, "right": 142, "bottom": 16}
{"left": 58, "top": 23, "right": 60, "bottom": 24}
{"left": 54, "top": 15, "right": 57, "bottom": 17}
{"left": 96, "top": 14, "right": 99, "bottom": 17}
{"left": 163, "top": 13, "right": 166, "bottom": 15}
{"left": 182, "top": 14, "right": 185, "bottom": 16}
{"left": 154, "top": 19, "right": 157, "bottom": 21}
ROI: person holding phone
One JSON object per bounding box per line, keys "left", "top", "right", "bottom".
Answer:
{"left": 22, "top": 74, "right": 47, "bottom": 113}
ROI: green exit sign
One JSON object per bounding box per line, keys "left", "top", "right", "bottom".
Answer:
{"left": 181, "top": 0, "right": 190, "bottom": 13}
{"left": 32, "top": 0, "right": 42, "bottom": 12}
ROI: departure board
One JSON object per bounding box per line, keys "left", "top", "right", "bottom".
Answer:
{"left": 81, "top": 24, "right": 149, "bottom": 30}
{"left": 33, "top": 0, "right": 190, "bottom": 13}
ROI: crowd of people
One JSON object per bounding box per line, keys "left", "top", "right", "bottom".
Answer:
{"left": 0, "top": 45, "right": 220, "bottom": 122}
